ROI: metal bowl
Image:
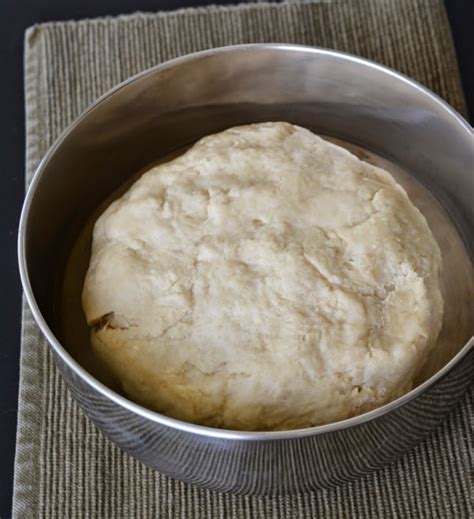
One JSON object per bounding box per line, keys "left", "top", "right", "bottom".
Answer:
{"left": 18, "top": 44, "right": 473, "bottom": 495}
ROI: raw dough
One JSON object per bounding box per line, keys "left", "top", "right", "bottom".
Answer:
{"left": 82, "top": 122, "right": 443, "bottom": 431}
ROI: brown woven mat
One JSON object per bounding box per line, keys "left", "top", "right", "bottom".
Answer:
{"left": 15, "top": 1, "right": 472, "bottom": 517}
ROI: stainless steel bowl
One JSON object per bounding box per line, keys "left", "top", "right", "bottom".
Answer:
{"left": 18, "top": 44, "right": 473, "bottom": 495}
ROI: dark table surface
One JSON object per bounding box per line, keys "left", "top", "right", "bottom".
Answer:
{"left": 1, "top": 0, "right": 472, "bottom": 516}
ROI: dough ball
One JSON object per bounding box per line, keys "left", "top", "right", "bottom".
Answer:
{"left": 82, "top": 122, "right": 443, "bottom": 431}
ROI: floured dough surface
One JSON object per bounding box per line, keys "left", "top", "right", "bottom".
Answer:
{"left": 82, "top": 122, "right": 443, "bottom": 431}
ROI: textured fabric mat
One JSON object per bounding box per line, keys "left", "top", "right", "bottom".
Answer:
{"left": 15, "top": 0, "right": 472, "bottom": 517}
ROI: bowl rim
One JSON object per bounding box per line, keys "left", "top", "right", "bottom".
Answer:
{"left": 18, "top": 43, "right": 474, "bottom": 441}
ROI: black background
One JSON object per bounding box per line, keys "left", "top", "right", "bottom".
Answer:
{"left": 1, "top": 0, "right": 472, "bottom": 516}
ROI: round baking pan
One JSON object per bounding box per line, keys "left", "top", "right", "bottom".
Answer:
{"left": 18, "top": 44, "right": 473, "bottom": 494}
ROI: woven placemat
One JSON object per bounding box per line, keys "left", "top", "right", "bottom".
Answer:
{"left": 15, "top": 0, "right": 472, "bottom": 517}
